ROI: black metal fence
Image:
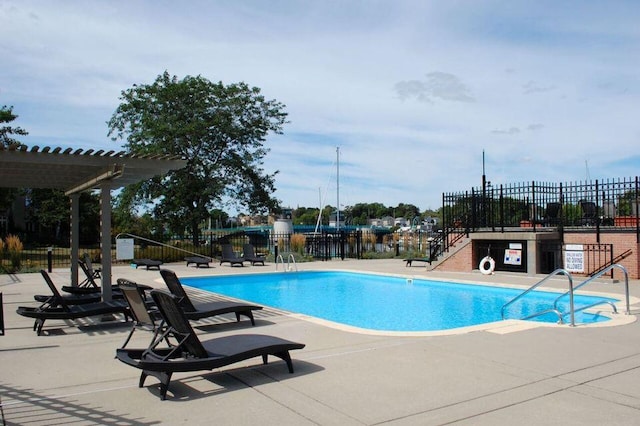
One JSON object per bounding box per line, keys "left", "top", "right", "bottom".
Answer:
{"left": 3, "top": 228, "right": 440, "bottom": 271}
{"left": 443, "top": 176, "right": 640, "bottom": 236}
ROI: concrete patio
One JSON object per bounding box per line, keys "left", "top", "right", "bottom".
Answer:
{"left": 2, "top": 259, "right": 640, "bottom": 425}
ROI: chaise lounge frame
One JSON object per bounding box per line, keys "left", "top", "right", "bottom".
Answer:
{"left": 116, "top": 289, "right": 305, "bottom": 400}
{"left": 159, "top": 269, "right": 262, "bottom": 324}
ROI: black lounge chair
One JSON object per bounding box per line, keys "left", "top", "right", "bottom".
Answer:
{"left": 61, "top": 259, "right": 102, "bottom": 295}
{"left": 16, "top": 270, "right": 130, "bottom": 335}
{"left": 82, "top": 252, "right": 101, "bottom": 279}
{"left": 242, "top": 244, "right": 266, "bottom": 266}
{"left": 159, "top": 269, "right": 261, "bottom": 324}
{"left": 132, "top": 259, "right": 163, "bottom": 270}
{"left": 116, "top": 289, "right": 305, "bottom": 400}
{"left": 34, "top": 270, "right": 101, "bottom": 305}
{"left": 219, "top": 244, "right": 245, "bottom": 266}
{"left": 579, "top": 200, "right": 597, "bottom": 226}
{"left": 117, "top": 279, "right": 166, "bottom": 349}
{"left": 403, "top": 257, "right": 431, "bottom": 266}
{"left": 543, "top": 202, "right": 562, "bottom": 226}
{"left": 185, "top": 256, "right": 211, "bottom": 268}
{"left": 62, "top": 260, "right": 124, "bottom": 299}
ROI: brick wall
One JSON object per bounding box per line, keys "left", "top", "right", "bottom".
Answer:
{"left": 435, "top": 230, "right": 639, "bottom": 279}
{"left": 433, "top": 240, "right": 473, "bottom": 272}
{"left": 564, "top": 231, "right": 639, "bottom": 280}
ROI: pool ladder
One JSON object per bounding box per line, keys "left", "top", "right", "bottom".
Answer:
{"left": 501, "top": 264, "right": 630, "bottom": 327}
{"left": 275, "top": 253, "right": 298, "bottom": 272}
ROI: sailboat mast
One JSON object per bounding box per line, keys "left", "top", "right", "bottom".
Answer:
{"left": 336, "top": 146, "right": 340, "bottom": 231}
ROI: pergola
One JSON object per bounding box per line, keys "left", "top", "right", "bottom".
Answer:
{"left": 0, "top": 144, "right": 187, "bottom": 299}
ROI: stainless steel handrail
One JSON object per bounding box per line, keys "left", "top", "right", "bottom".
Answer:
{"left": 521, "top": 308, "right": 565, "bottom": 324}
{"left": 553, "top": 264, "right": 630, "bottom": 315}
{"left": 275, "top": 254, "right": 298, "bottom": 272}
{"left": 275, "top": 254, "right": 285, "bottom": 271}
{"left": 115, "top": 232, "right": 214, "bottom": 261}
{"left": 501, "top": 268, "right": 575, "bottom": 326}
{"left": 288, "top": 254, "right": 298, "bottom": 272}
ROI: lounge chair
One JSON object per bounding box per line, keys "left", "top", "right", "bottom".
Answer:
{"left": 219, "top": 244, "right": 245, "bottom": 266}
{"left": 34, "top": 270, "right": 101, "bottom": 305}
{"left": 185, "top": 256, "right": 211, "bottom": 268}
{"left": 403, "top": 257, "right": 432, "bottom": 266}
{"left": 117, "top": 279, "right": 166, "bottom": 348}
{"left": 16, "top": 270, "right": 130, "bottom": 335}
{"left": 61, "top": 259, "right": 102, "bottom": 295}
{"left": 542, "top": 202, "right": 562, "bottom": 226}
{"left": 82, "top": 252, "right": 101, "bottom": 279}
{"left": 62, "top": 260, "right": 125, "bottom": 299}
{"left": 579, "top": 200, "right": 597, "bottom": 226}
{"left": 159, "top": 269, "right": 261, "bottom": 324}
{"left": 132, "top": 259, "right": 163, "bottom": 270}
{"left": 242, "top": 244, "right": 266, "bottom": 266}
{"left": 115, "top": 289, "right": 305, "bottom": 400}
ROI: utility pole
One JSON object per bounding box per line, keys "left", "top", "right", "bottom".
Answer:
{"left": 336, "top": 146, "right": 340, "bottom": 231}
{"left": 482, "top": 150, "right": 487, "bottom": 227}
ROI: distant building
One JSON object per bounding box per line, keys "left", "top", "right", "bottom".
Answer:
{"left": 394, "top": 217, "right": 409, "bottom": 227}
{"left": 368, "top": 216, "right": 400, "bottom": 228}
{"left": 329, "top": 210, "right": 346, "bottom": 228}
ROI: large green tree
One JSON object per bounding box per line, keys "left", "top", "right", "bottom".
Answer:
{"left": 25, "top": 189, "right": 100, "bottom": 245}
{"left": 108, "top": 71, "right": 288, "bottom": 244}
{"left": 0, "top": 105, "right": 28, "bottom": 148}
{"left": 0, "top": 105, "right": 28, "bottom": 213}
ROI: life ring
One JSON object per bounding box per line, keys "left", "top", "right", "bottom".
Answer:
{"left": 479, "top": 256, "right": 495, "bottom": 275}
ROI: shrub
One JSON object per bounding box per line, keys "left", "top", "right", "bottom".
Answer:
{"left": 363, "top": 232, "right": 377, "bottom": 252}
{"left": 290, "top": 233, "right": 306, "bottom": 254}
{"left": 5, "top": 234, "right": 24, "bottom": 271}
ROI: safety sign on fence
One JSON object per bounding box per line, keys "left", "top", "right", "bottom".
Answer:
{"left": 564, "top": 244, "right": 584, "bottom": 273}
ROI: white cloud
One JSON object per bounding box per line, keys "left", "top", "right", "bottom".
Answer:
{"left": 492, "top": 127, "right": 520, "bottom": 135}
{"left": 394, "top": 72, "right": 475, "bottom": 103}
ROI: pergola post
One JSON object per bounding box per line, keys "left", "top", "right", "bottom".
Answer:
{"left": 100, "top": 182, "right": 113, "bottom": 301}
{"left": 69, "top": 193, "right": 80, "bottom": 286}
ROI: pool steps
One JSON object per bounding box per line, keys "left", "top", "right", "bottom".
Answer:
{"left": 501, "top": 264, "right": 630, "bottom": 326}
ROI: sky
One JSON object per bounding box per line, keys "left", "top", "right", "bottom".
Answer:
{"left": 1, "top": 0, "right": 639, "bottom": 214}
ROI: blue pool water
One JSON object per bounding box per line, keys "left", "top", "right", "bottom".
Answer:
{"left": 182, "top": 271, "right": 617, "bottom": 332}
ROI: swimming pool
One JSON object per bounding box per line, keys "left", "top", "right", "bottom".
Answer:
{"left": 182, "top": 271, "right": 618, "bottom": 332}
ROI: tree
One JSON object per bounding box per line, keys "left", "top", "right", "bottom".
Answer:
{"left": 392, "top": 203, "right": 421, "bottom": 219}
{"left": 25, "top": 189, "right": 100, "bottom": 245}
{"left": 293, "top": 207, "right": 321, "bottom": 225}
{"left": 0, "top": 105, "right": 28, "bottom": 148}
{"left": 208, "top": 208, "right": 229, "bottom": 229}
{"left": 108, "top": 71, "right": 288, "bottom": 245}
{"left": 0, "top": 105, "right": 28, "bottom": 212}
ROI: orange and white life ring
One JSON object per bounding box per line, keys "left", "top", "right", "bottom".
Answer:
{"left": 479, "top": 256, "right": 495, "bottom": 275}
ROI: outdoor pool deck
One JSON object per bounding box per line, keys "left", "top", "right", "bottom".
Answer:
{"left": 2, "top": 259, "right": 640, "bottom": 425}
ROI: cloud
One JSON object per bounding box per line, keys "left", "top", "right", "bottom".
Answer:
{"left": 523, "top": 80, "right": 556, "bottom": 94}
{"left": 527, "top": 123, "right": 544, "bottom": 131}
{"left": 492, "top": 127, "right": 520, "bottom": 135}
{"left": 394, "top": 72, "right": 475, "bottom": 103}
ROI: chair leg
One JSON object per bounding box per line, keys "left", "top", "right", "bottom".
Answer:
{"left": 139, "top": 371, "right": 147, "bottom": 388}
{"left": 120, "top": 327, "right": 136, "bottom": 349}
{"left": 272, "top": 351, "right": 294, "bottom": 373}
{"left": 141, "top": 370, "right": 173, "bottom": 400}
{"left": 158, "top": 372, "right": 172, "bottom": 400}
{"left": 35, "top": 318, "right": 45, "bottom": 336}
{"left": 236, "top": 311, "right": 255, "bottom": 325}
